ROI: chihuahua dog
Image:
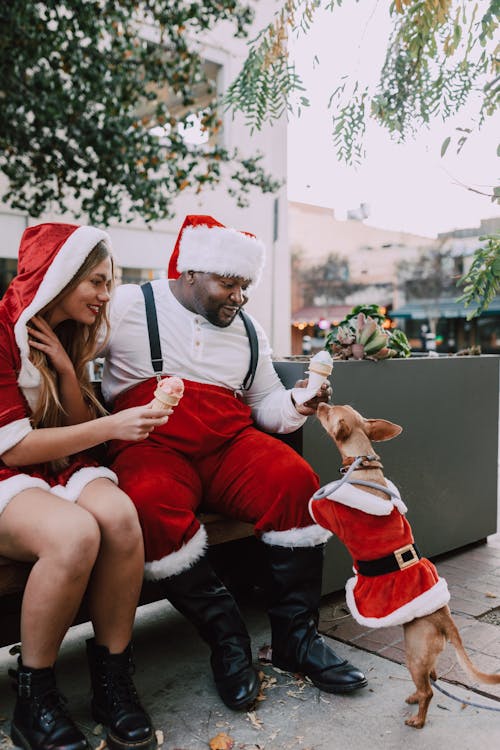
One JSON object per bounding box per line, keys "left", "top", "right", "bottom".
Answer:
{"left": 309, "top": 403, "right": 500, "bottom": 728}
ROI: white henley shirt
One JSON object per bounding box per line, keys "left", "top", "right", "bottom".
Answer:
{"left": 100, "top": 281, "right": 306, "bottom": 434}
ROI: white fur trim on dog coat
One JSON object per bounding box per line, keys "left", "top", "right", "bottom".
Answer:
{"left": 322, "top": 479, "right": 408, "bottom": 516}
{"left": 346, "top": 574, "right": 450, "bottom": 628}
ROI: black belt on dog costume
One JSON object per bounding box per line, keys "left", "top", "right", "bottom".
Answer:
{"left": 356, "top": 543, "right": 421, "bottom": 576}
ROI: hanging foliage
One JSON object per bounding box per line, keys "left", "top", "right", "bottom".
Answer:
{"left": 226, "top": 0, "right": 498, "bottom": 169}
{"left": 458, "top": 234, "right": 500, "bottom": 318}
{"left": 0, "top": 1, "right": 280, "bottom": 225}
{"left": 225, "top": 0, "right": 499, "bottom": 316}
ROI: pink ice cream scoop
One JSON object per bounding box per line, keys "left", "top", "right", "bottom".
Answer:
{"left": 149, "top": 376, "right": 184, "bottom": 410}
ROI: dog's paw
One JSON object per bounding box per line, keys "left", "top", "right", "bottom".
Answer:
{"left": 405, "top": 692, "right": 419, "bottom": 704}
{"left": 405, "top": 715, "right": 425, "bottom": 729}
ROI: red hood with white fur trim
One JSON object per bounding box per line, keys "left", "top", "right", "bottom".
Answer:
{"left": 1, "top": 223, "right": 111, "bottom": 410}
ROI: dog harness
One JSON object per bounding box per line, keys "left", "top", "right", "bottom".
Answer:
{"left": 309, "top": 459, "right": 450, "bottom": 627}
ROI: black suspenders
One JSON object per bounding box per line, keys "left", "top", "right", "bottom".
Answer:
{"left": 141, "top": 281, "right": 163, "bottom": 375}
{"left": 238, "top": 309, "right": 258, "bottom": 391}
{"left": 140, "top": 282, "right": 259, "bottom": 390}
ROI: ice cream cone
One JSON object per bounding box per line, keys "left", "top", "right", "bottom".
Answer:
{"left": 306, "top": 351, "right": 333, "bottom": 391}
{"left": 151, "top": 390, "right": 181, "bottom": 409}
{"left": 309, "top": 361, "right": 332, "bottom": 376}
{"left": 306, "top": 368, "right": 331, "bottom": 392}
{"left": 149, "top": 376, "right": 184, "bottom": 411}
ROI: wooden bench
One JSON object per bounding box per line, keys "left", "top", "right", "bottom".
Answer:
{"left": 0, "top": 513, "right": 256, "bottom": 649}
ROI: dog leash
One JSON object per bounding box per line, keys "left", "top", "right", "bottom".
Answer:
{"left": 312, "top": 456, "right": 401, "bottom": 501}
{"left": 430, "top": 677, "right": 500, "bottom": 711}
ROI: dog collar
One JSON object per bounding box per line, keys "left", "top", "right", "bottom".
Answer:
{"left": 340, "top": 454, "right": 383, "bottom": 473}
{"left": 313, "top": 455, "right": 406, "bottom": 511}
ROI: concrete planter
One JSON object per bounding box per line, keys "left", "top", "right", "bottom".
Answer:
{"left": 274, "top": 355, "right": 500, "bottom": 594}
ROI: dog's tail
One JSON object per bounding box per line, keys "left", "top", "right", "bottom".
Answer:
{"left": 446, "top": 617, "right": 500, "bottom": 685}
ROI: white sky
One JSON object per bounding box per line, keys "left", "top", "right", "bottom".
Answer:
{"left": 287, "top": 1, "right": 499, "bottom": 238}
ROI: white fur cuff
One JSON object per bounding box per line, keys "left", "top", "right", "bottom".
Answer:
{"left": 0, "top": 418, "right": 33, "bottom": 455}
{"left": 144, "top": 526, "right": 208, "bottom": 581}
{"left": 261, "top": 524, "right": 332, "bottom": 548}
{"left": 0, "top": 474, "right": 51, "bottom": 515}
{"left": 51, "top": 466, "right": 118, "bottom": 503}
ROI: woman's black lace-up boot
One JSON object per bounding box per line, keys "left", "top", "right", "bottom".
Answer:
{"left": 9, "top": 659, "right": 89, "bottom": 750}
{"left": 86, "top": 640, "right": 155, "bottom": 750}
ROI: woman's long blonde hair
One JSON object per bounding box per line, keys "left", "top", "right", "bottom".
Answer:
{"left": 30, "top": 241, "right": 113, "bottom": 467}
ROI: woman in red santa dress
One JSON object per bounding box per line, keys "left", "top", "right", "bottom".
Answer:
{"left": 0, "top": 223, "right": 168, "bottom": 750}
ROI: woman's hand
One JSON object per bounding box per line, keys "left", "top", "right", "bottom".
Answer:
{"left": 107, "top": 406, "right": 171, "bottom": 442}
{"left": 27, "top": 316, "right": 74, "bottom": 376}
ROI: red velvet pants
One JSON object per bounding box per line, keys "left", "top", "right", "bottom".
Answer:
{"left": 108, "top": 378, "right": 321, "bottom": 578}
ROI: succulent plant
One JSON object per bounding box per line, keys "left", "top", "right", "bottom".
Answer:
{"left": 325, "top": 308, "right": 411, "bottom": 360}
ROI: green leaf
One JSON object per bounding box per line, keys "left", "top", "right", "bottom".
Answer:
{"left": 440, "top": 136, "right": 451, "bottom": 157}
{"left": 491, "top": 256, "right": 500, "bottom": 277}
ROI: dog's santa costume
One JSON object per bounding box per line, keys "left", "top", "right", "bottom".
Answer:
{"left": 0, "top": 223, "right": 117, "bottom": 515}
{"left": 309, "top": 476, "right": 450, "bottom": 627}
{"left": 101, "top": 215, "right": 329, "bottom": 581}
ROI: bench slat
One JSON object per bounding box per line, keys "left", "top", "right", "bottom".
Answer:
{"left": 0, "top": 516, "right": 254, "bottom": 600}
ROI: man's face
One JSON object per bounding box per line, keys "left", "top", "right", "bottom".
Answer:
{"left": 188, "top": 272, "right": 250, "bottom": 327}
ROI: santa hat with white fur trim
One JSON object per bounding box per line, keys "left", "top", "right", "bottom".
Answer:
{"left": 167, "top": 215, "right": 265, "bottom": 285}
{"left": 6, "top": 223, "right": 112, "bottom": 410}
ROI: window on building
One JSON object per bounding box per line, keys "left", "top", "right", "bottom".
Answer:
{"left": 0, "top": 258, "right": 17, "bottom": 298}
{"left": 137, "top": 58, "right": 223, "bottom": 149}
{"left": 478, "top": 318, "right": 500, "bottom": 353}
{"left": 119, "top": 267, "right": 167, "bottom": 285}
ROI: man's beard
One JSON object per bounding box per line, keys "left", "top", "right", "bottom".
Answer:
{"left": 206, "top": 307, "right": 239, "bottom": 327}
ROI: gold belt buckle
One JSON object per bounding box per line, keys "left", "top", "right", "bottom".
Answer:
{"left": 394, "top": 543, "right": 419, "bottom": 570}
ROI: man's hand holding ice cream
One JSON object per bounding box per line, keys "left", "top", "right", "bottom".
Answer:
{"left": 291, "top": 351, "right": 333, "bottom": 415}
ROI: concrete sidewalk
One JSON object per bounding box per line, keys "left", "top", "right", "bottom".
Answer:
{"left": 1, "top": 536, "right": 499, "bottom": 750}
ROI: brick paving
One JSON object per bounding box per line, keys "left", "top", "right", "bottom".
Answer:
{"left": 318, "top": 532, "right": 500, "bottom": 696}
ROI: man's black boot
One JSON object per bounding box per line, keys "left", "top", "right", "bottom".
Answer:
{"left": 9, "top": 659, "right": 89, "bottom": 750}
{"left": 266, "top": 544, "right": 367, "bottom": 694}
{"left": 162, "top": 555, "right": 259, "bottom": 710}
{"left": 86, "top": 640, "right": 155, "bottom": 750}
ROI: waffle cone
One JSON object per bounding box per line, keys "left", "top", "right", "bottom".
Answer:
{"left": 309, "top": 362, "right": 332, "bottom": 377}
{"left": 152, "top": 387, "right": 182, "bottom": 409}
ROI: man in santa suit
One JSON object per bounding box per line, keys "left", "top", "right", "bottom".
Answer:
{"left": 100, "top": 215, "right": 367, "bottom": 710}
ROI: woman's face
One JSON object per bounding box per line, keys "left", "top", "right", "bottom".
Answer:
{"left": 49, "top": 257, "right": 113, "bottom": 327}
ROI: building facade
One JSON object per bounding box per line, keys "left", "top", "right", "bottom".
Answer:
{"left": 289, "top": 201, "right": 435, "bottom": 353}
{"left": 392, "top": 217, "right": 500, "bottom": 353}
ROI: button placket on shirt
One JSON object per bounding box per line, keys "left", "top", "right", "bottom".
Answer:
{"left": 192, "top": 316, "right": 203, "bottom": 360}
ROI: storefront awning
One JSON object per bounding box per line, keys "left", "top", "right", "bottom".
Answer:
{"left": 391, "top": 297, "right": 500, "bottom": 319}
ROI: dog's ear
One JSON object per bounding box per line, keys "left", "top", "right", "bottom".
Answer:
{"left": 334, "top": 417, "right": 352, "bottom": 442}
{"left": 364, "top": 418, "right": 403, "bottom": 442}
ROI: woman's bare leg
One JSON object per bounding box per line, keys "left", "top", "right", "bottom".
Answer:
{"left": 78, "top": 480, "right": 154, "bottom": 750}
{"left": 0, "top": 489, "right": 100, "bottom": 667}
{"left": 77, "top": 479, "right": 144, "bottom": 652}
